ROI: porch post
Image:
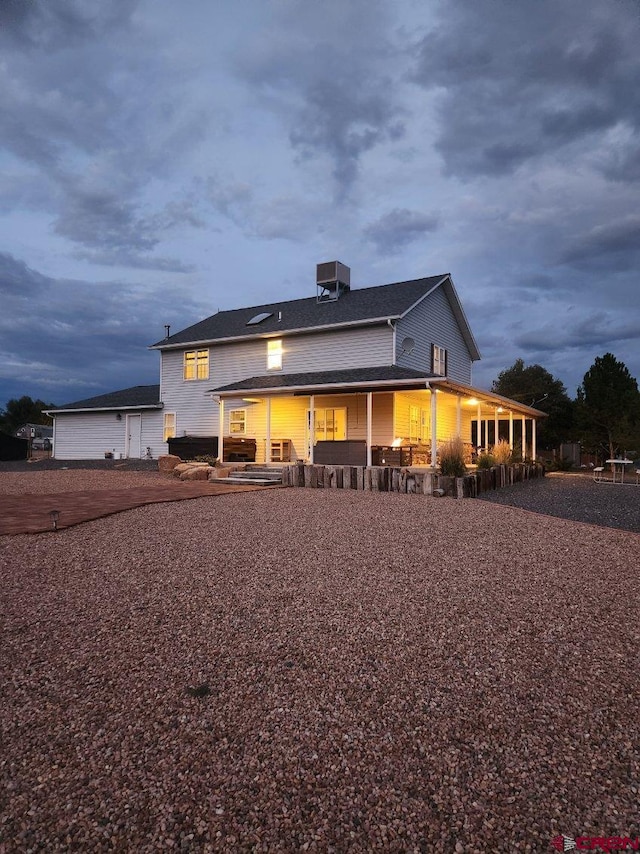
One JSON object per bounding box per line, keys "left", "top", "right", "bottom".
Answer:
{"left": 509, "top": 411, "right": 514, "bottom": 450}
{"left": 309, "top": 395, "right": 315, "bottom": 463}
{"left": 521, "top": 415, "right": 526, "bottom": 460}
{"left": 366, "top": 392, "right": 373, "bottom": 467}
{"left": 456, "top": 396, "right": 462, "bottom": 437}
{"left": 218, "top": 398, "right": 225, "bottom": 463}
{"left": 532, "top": 417, "right": 537, "bottom": 462}
{"left": 494, "top": 409, "right": 499, "bottom": 447}
{"left": 477, "top": 403, "right": 482, "bottom": 450}
{"left": 430, "top": 389, "right": 437, "bottom": 467}
{"left": 265, "top": 397, "right": 271, "bottom": 463}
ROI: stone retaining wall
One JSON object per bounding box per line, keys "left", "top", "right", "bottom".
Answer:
{"left": 280, "top": 462, "right": 544, "bottom": 498}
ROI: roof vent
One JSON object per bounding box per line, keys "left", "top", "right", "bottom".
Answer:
{"left": 317, "top": 261, "right": 350, "bottom": 302}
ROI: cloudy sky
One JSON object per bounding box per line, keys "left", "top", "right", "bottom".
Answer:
{"left": 1, "top": 0, "right": 639, "bottom": 409}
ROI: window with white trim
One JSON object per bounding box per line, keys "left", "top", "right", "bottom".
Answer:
{"left": 409, "top": 405, "right": 420, "bottom": 443}
{"left": 267, "top": 339, "right": 283, "bottom": 370}
{"left": 432, "top": 345, "right": 447, "bottom": 377}
{"left": 183, "top": 349, "right": 209, "bottom": 380}
{"left": 163, "top": 412, "right": 176, "bottom": 442}
{"left": 229, "top": 409, "right": 247, "bottom": 434}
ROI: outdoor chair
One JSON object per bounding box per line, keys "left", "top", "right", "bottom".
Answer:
{"left": 593, "top": 466, "right": 605, "bottom": 482}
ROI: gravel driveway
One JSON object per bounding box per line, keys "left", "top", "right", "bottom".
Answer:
{"left": 1, "top": 476, "right": 639, "bottom": 851}
{"left": 480, "top": 471, "right": 640, "bottom": 534}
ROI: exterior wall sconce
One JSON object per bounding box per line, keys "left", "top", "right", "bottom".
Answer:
{"left": 116, "top": 413, "right": 122, "bottom": 421}
{"left": 49, "top": 509, "right": 60, "bottom": 531}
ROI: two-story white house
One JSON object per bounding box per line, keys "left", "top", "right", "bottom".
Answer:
{"left": 47, "top": 263, "right": 545, "bottom": 464}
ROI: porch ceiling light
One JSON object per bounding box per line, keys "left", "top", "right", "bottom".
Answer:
{"left": 497, "top": 406, "right": 504, "bottom": 413}
{"left": 468, "top": 397, "right": 479, "bottom": 405}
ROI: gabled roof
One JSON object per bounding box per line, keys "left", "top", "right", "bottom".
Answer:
{"left": 151, "top": 274, "right": 481, "bottom": 361}
{"left": 46, "top": 385, "right": 161, "bottom": 414}
{"left": 211, "top": 366, "right": 432, "bottom": 396}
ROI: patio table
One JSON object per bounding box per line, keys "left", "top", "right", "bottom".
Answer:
{"left": 605, "top": 458, "right": 634, "bottom": 483}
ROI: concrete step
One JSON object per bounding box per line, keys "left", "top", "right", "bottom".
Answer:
{"left": 209, "top": 476, "right": 282, "bottom": 486}
{"left": 231, "top": 469, "right": 283, "bottom": 482}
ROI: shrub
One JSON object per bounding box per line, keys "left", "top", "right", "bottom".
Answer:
{"left": 438, "top": 437, "right": 467, "bottom": 477}
{"left": 193, "top": 454, "right": 219, "bottom": 466}
{"left": 476, "top": 452, "right": 496, "bottom": 469}
{"left": 546, "top": 456, "right": 573, "bottom": 472}
{"left": 492, "top": 440, "right": 512, "bottom": 465}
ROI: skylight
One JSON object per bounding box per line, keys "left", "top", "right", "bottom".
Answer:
{"left": 246, "top": 311, "right": 273, "bottom": 326}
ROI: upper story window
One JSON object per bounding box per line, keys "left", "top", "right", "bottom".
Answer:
{"left": 267, "top": 339, "right": 283, "bottom": 371}
{"left": 183, "top": 349, "right": 209, "bottom": 381}
{"left": 432, "top": 344, "right": 447, "bottom": 377}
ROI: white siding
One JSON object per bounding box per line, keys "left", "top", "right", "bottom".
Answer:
{"left": 395, "top": 287, "right": 473, "bottom": 383}
{"left": 160, "top": 325, "right": 392, "bottom": 439}
{"left": 160, "top": 350, "right": 218, "bottom": 436}
{"left": 53, "top": 411, "right": 165, "bottom": 460}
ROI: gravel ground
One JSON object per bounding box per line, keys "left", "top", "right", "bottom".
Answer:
{"left": 480, "top": 471, "right": 640, "bottom": 534}
{"left": 1, "top": 478, "right": 639, "bottom": 852}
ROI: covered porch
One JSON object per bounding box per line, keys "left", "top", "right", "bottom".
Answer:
{"left": 211, "top": 368, "right": 545, "bottom": 467}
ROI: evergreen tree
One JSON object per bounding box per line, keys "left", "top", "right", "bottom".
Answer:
{"left": 491, "top": 359, "right": 574, "bottom": 450}
{"left": 576, "top": 353, "right": 640, "bottom": 461}
{"left": 0, "top": 396, "right": 55, "bottom": 435}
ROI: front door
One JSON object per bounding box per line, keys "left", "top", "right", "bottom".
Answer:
{"left": 306, "top": 407, "right": 347, "bottom": 457}
{"left": 126, "top": 414, "right": 141, "bottom": 458}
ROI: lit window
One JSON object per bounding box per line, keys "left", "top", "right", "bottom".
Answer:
{"left": 267, "top": 339, "right": 283, "bottom": 370}
{"left": 184, "top": 349, "right": 209, "bottom": 380}
{"left": 409, "top": 406, "right": 420, "bottom": 443}
{"left": 163, "top": 413, "right": 176, "bottom": 442}
{"left": 229, "top": 409, "right": 246, "bottom": 434}
{"left": 432, "top": 345, "right": 447, "bottom": 376}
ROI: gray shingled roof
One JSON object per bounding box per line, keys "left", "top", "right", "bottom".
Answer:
{"left": 151, "top": 275, "right": 450, "bottom": 348}
{"left": 211, "top": 366, "right": 431, "bottom": 394}
{"left": 48, "top": 385, "right": 161, "bottom": 412}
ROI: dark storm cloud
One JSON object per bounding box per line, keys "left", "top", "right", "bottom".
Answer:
{"left": 288, "top": 77, "right": 405, "bottom": 191}
{"left": 0, "top": 253, "right": 205, "bottom": 404}
{"left": 514, "top": 313, "right": 639, "bottom": 353}
{"left": 411, "top": 0, "right": 640, "bottom": 179}
{"left": 0, "top": 252, "right": 48, "bottom": 296}
{"left": 560, "top": 216, "right": 640, "bottom": 270}
{"left": 0, "top": 0, "right": 204, "bottom": 269}
{"left": 236, "top": 0, "right": 405, "bottom": 195}
{"left": 0, "top": 0, "right": 137, "bottom": 51}
{"left": 365, "top": 208, "right": 439, "bottom": 254}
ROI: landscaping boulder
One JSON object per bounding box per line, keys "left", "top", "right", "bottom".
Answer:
{"left": 158, "top": 454, "right": 182, "bottom": 473}
{"left": 180, "top": 466, "right": 213, "bottom": 481}
{"left": 173, "top": 462, "right": 208, "bottom": 476}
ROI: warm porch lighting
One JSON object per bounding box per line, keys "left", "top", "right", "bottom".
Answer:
{"left": 392, "top": 437, "right": 403, "bottom": 447}
{"left": 497, "top": 406, "right": 504, "bottom": 413}
{"left": 467, "top": 397, "right": 478, "bottom": 405}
